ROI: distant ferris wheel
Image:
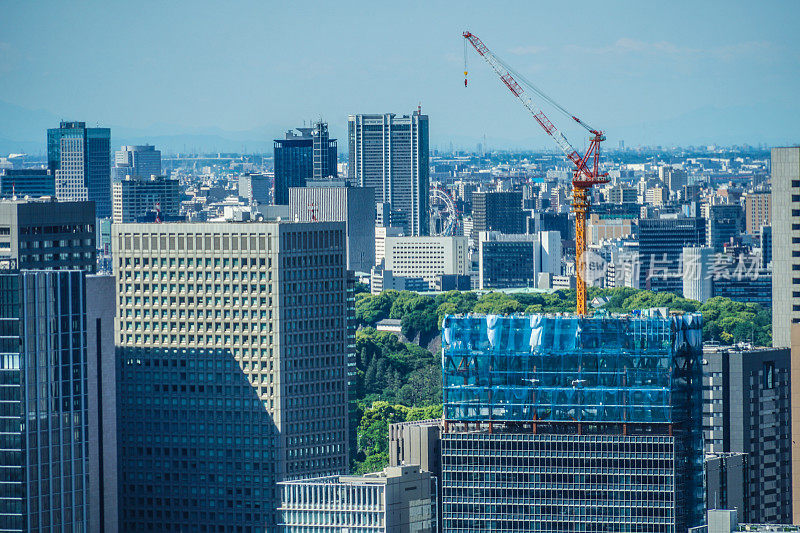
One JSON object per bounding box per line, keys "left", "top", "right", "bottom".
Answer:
{"left": 429, "top": 186, "right": 459, "bottom": 236}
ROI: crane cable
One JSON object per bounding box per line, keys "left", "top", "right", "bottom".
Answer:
{"left": 463, "top": 38, "right": 469, "bottom": 86}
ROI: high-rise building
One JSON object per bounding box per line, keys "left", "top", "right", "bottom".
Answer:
{"left": 384, "top": 236, "right": 468, "bottom": 289}
{"left": 239, "top": 173, "right": 271, "bottom": 205}
{"left": 375, "top": 226, "right": 404, "bottom": 266}
{"left": 470, "top": 191, "right": 524, "bottom": 242}
{"left": 47, "top": 121, "right": 112, "bottom": 217}
{"left": 347, "top": 112, "right": 429, "bottom": 236}
{"left": 112, "top": 175, "right": 181, "bottom": 223}
{"left": 478, "top": 231, "right": 561, "bottom": 289}
{"left": 278, "top": 466, "right": 437, "bottom": 533}
{"left": 703, "top": 345, "right": 792, "bottom": 523}
{"left": 86, "top": 274, "right": 118, "bottom": 532}
{"left": 0, "top": 270, "right": 90, "bottom": 532}
{"left": 745, "top": 190, "right": 771, "bottom": 236}
{"left": 113, "top": 221, "right": 350, "bottom": 530}
{"left": 659, "top": 165, "right": 687, "bottom": 192}
{"left": 638, "top": 217, "right": 706, "bottom": 293}
{"left": 705, "top": 453, "right": 747, "bottom": 515}
{"left": 762, "top": 225, "right": 772, "bottom": 268}
{"left": 289, "top": 186, "right": 375, "bottom": 272}
{"left": 440, "top": 313, "right": 705, "bottom": 532}
{"left": 113, "top": 145, "right": 162, "bottom": 180}
{"left": 0, "top": 169, "right": 55, "bottom": 198}
{"left": 683, "top": 246, "right": 714, "bottom": 302}
{"left": 274, "top": 122, "right": 337, "bottom": 205}
{"left": 707, "top": 204, "right": 745, "bottom": 251}
{"left": 772, "top": 147, "right": 799, "bottom": 349}
{"left": 0, "top": 199, "right": 96, "bottom": 272}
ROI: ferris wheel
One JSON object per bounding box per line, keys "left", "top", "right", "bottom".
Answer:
{"left": 429, "top": 186, "right": 459, "bottom": 236}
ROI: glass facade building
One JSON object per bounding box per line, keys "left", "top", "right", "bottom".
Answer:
{"left": 47, "top": 122, "right": 112, "bottom": 218}
{"left": 273, "top": 123, "right": 337, "bottom": 205}
{"left": 0, "top": 270, "right": 89, "bottom": 532}
{"left": 440, "top": 313, "right": 705, "bottom": 532}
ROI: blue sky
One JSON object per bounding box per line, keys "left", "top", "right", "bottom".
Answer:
{"left": 1, "top": 0, "right": 798, "bottom": 151}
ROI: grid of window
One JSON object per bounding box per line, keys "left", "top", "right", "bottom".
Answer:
{"left": 442, "top": 433, "right": 677, "bottom": 532}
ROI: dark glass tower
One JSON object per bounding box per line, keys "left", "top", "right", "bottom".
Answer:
{"left": 47, "top": 121, "right": 112, "bottom": 217}
{"left": 273, "top": 122, "right": 337, "bottom": 205}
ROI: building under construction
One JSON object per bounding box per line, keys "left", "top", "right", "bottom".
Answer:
{"left": 440, "top": 312, "right": 704, "bottom": 532}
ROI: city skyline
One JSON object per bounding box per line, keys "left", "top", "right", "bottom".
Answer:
{"left": 1, "top": 1, "right": 799, "bottom": 153}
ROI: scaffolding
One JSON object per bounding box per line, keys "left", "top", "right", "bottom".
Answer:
{"left": 442, "top": 313, "right": 703, "bottom": 427}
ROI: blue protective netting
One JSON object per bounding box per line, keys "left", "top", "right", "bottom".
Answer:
{"left": 441, "top": 313, "right": 703, "bottom": 424}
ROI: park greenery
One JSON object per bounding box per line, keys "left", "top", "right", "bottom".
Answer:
{"left": 350, "top": 286, "right": 772, "bottom": 472}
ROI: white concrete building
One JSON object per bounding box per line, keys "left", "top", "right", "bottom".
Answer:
{"left": 384, "top": 235, "right": 468, "bottom": 289}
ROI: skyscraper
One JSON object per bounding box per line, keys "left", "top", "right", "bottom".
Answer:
{"left": 47, "top": 121, "right": 112, "bottom": 217}
{"left": 0, "top": 270, "right": 90, "bottom": 532}
{"left": 348, "top": 112, "right": 429, "bottom": 236}
{"left": 0, "top": 169, "right": 54, "bottom": 199}
{"left": 707, "top": 204, "right": 745, "bottom": 251}
{"left": 273, "top": 122, "right": 337, "bottom": 205}
{"left": 770, "top": 146, "right": 800, "bottom": 522}
{"left": 470, "top": 191, "right": 525, "bottom": 242}
{"left": 113, "top": 221, "right": 350, "bottom": 530}
{"left": 113, "top": 145, "right": 162, "bottom": 180}
{"left": 702, "top": 345, "right": 792, "bottom": 523}
{"left": 638, "top": 217, "right": 706, "bottom": 293}
{"left": 288, "top": 186, "right": 375, "bottom": 272}
{"left": 440, "top": 313, "right": 705, "bottom": 531}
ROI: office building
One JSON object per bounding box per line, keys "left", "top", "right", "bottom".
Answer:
{"left": 47, "top": 121, "right": 112, "bottom": 217}
{"left": 607, "top": 184, "right": 638, "bottom": 204}
{"left": 0, "top": 169, "right": 54, "bottom": 198}
{"left": 705, "top": 453, "right": 747, "bottom": 515}
{"left": 0, "top": 270, "right": 90, "bottom": 532}
{"left": 348, "top": 112, "right": 429, "bottom": 236}
{"left": 113, "top": 221, "right": 350, "bottom": 530}
{"left": 745, "top": 190, "right": 771, "bottom": 236}
{"left": 369, "top": 264, "right": 427, "bottom": 295}
{"left": 239, "top": 173, "right": 271, "bottom": 205}
{"left": 441, "top": 313, "right": 705, "bottom": 532}
{"left": 112, "top": 175, "right": 181, "bottom": 223}
{"left": 375, "top": 226, "right": 403, "bottom": 266}
{"left": 772, "top": 147, "right": 800, "bottom": 348}
{"left": 588, "top": 213, "right": 634, "bottom": 245}
{"left": 478, "top": 231, "right": 561, "bottom": 289}
{"left": 274, "top": 122, "right": 337, "bottom": 205}
{"left": 113, "top": 145, "right": 162, "bottom": 180}
{"left": 639, "top": 217, "right": 706, "bottom": 293}
{"left": 86, "top": 274, "right": 118, "bottom": 532}
{"left": 0, "top": 199, "right": 96, "bottom": 272}
{"left": 384, "top": 236, "right": 468, "bottom": 289}
{"left": 289, "top": 186, "right": 375, "bottom": 272}
{"left": 278, "top": 465, "right": 437, "bottom": 533}
{"left": 707, "top": 204, "right": 745, "bottom": 251}
{"left": 659, "top": 165, "right": 687, "bottom": 192}
{"left": 683, "top": 246, "right": 714, "bottom": 302}
{"left": 470, "top": 191, "right": 524, "bottom": 242}
{"left": 706, "top": 509, "right": 800, "bottom": 533}
{"left": 703, "top": 345, "right": 792, "bottom": 523}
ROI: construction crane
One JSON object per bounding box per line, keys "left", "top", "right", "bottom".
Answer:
{"left": 463, "top": 30, "right": 608, "bottom": 315}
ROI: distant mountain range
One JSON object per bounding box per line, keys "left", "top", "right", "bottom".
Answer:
{"left": 0, "top": 99, "right": 796, "bottom": 156}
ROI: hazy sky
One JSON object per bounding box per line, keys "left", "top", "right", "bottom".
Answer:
{"left": 1, "top": 0, "right": 799, "bottom": 149}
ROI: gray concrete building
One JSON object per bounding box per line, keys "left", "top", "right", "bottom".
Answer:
{"left": 86, "top": 274, "right": 118, "bottom": 533}
{"left": 113, "top": 221, "right": 350, "bottom": 530}
{"left": 703, "top": 345, "right": 792, "bottom": 523}
{"left": 113, "top": 145, "right": 162, "bottom": 180}
{"left": 348, "top": 112, "right": 429, "bottom": 236}
{"left": 112, "top": 175, "right": 181, "bottom": 223}
{"left": 238, "top": 173, "right": 271, "bottom": 205}
{"left": 706, "top": 453, "right": 747, "bottom": 515}
{"left": 478, "top": 231, "right": 562, "bottom": 289}
{"left": 0, "top": 199, "right": 96, "bottom": 272}
{"left": 288, "top": 186, "right": 375, "bottom": 272}
{"left": 278, "top": 465, "right": 437, "bottom": 533}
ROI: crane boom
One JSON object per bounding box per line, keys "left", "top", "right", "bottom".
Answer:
{"left": 463, "top": 30, "right": 609, "bottom": 315}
